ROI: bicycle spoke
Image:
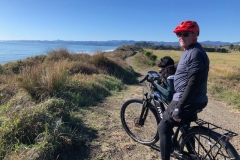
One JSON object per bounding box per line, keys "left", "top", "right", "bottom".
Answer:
{"left": 184, "top": 134, "right": 214, "bottom": 159}
{"left": 179, "top": 127, "right": 239, "bottom": 160}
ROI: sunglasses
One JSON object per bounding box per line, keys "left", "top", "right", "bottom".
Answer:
{"left": 176, "top": 32, "right": 191, "bottom": 38}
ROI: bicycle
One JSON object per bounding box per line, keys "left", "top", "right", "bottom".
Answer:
{"left": 120, "top": 71, "right": 240, "bottom": 159}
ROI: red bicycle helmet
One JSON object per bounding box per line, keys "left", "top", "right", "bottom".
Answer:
{"left": 173, "top": 20, "right": 200, "bottom": 36}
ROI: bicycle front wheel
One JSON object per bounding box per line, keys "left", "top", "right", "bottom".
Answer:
{"left": 120, "top": 98, "right": 160, "bottom": 145}
{"left": 179, "top": 126, "right": 240, "bottom": 160}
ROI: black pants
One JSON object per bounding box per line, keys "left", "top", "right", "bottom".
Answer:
{"left": 157, "top": 101, "right": 207, "bottom": 160}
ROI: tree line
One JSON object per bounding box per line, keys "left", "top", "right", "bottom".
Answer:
{"left": 229, "top": 44, "right": 240, "bottom": 52}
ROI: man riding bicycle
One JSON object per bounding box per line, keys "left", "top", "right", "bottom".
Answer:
{"left": 158, "top": 20, "right": 210, "bottom": 160}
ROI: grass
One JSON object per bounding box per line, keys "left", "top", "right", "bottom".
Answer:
{"left": 202, "top": 52, "right": 240, "bottom": 109}
{"left": 0, "top": 47, "right": 138, "bottom": 159}
{"left": 132, "top": 49, "right": 158, "bottom": 72}
{"left": 17, "top": 61, "right": 69, "bottom": 101}
{"left": 208, "top": 52, "right": 240, "bottom": 67}
{"left": 0, "top": 75, "right": 18, "bottom": 105}
{"left": 208, "top": 65, "right": 240, "bottom": 108}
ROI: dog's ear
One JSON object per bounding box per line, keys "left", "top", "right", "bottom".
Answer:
{"left": 165, "top": 56, "right": 174, "bottom": 66}
{"left": 158, "top": 57, "right": 167, "bottom": 68}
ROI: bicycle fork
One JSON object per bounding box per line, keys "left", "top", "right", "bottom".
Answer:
{"left": 136, "top": 99, "right": 149, "bottom": 126}
{"left": 136, "top": 92, "right": 152, "bottom": 126}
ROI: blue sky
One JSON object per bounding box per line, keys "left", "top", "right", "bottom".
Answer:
{"left": 0, "top": 0, "right": 240, "bottom": 42}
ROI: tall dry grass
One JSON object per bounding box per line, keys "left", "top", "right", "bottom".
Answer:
{"left": 206, "top": 52, "right": 240, "bottom": 108}
{"left": 0, "top": 75, "right": 18, "bottom": 105}
{"left": 208, "top": 65, "right": 240, "bottom": 107}
{"left": 18, "top": 61, "right": 69, "bottom": 101}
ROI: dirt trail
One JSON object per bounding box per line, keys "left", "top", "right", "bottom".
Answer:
{"left": 79, "top": 56, "right": 240, "bottom": 160}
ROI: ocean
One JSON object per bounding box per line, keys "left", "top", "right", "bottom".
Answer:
{"left": 0, "top": 41, "right": 120, "bottom": 64}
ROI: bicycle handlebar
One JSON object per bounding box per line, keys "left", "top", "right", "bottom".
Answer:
{"left": 138, "top": 71, "right": 160, "bottom": 84}
{"left": 138, "top": 74, "right": 149, "bottom": 83}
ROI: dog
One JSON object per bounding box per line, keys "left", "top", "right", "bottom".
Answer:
{"left": 157, "top": 56, "right": 176, "bottom": 89}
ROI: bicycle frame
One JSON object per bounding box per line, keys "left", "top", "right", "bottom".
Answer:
{"left": 151, "top": 91, "right": 166, "bottom": 119}
{"left": 137, "top": 94, "right": 150, "bottom": 126}
{"left": 137, "top": 89, "right": 167, "bottom": 127}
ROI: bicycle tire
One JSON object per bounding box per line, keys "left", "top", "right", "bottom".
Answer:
{"left": 120, "top": 98, "right": 160, "bottom": 145}
{"left": 179, "top": 126, "right": 240, "bottom": 160}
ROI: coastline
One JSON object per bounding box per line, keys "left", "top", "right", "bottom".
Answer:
{"left": 0, "top": 41, "right": 119, "bottom": 65}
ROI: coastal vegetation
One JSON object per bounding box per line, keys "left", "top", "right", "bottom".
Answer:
{"left": 0, "top": 47, "right": 139, "bottom": 159}
{"left": 0, "top": 45, "right": 240, "bottom": 159}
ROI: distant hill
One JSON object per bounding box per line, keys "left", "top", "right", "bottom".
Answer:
{"left": 201, "top": 41, "right": 233, "bottom": 46}
{"left": 1, "top": 40, "right": 239, "bottom": 47}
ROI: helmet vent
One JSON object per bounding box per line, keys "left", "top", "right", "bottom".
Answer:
{"left": 190, "top": 25, "right": 195, "bottom": 28}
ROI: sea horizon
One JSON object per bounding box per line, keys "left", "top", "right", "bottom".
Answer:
{"left": 0, "top": 41, "right": 120, "bottom": 65}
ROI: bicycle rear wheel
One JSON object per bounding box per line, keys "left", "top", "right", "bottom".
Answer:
{"left": 179, "top": 126, "right": 240, "bottom": 160}
{"left": 120, "top": 98, "right": 160, "bottom": 145}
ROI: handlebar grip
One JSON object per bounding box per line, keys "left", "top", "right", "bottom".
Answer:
{"left": 138, "top": 75, "right": 148, "bottom": 83}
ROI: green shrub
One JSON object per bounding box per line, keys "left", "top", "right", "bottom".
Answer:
{"left": 144, "top": 51, "right": 152, "bottom": 57}
{"left": 149, "top": 54, "right": 157, "bottom": 61}
{"left": 144, "top": 50, "right": 157, "bottom": 61}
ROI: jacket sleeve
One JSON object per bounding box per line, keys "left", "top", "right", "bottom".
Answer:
{"left": 176, "top": 70, "right": 202, "bottom": 109}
